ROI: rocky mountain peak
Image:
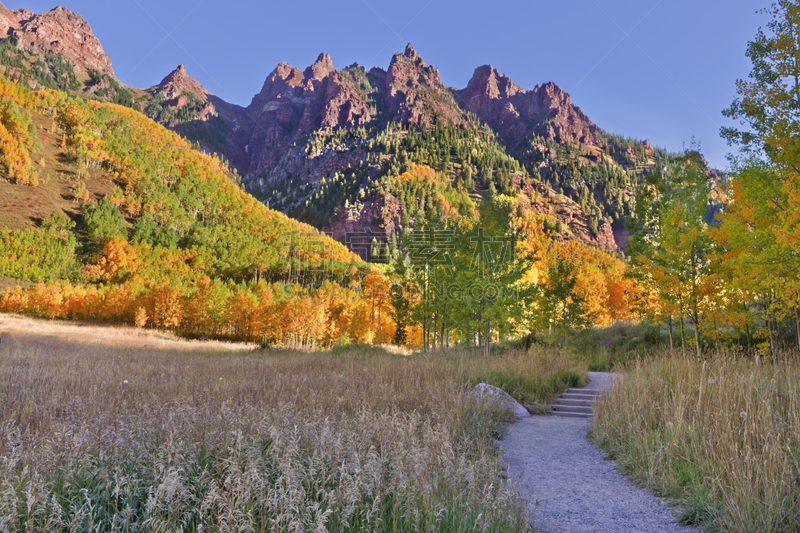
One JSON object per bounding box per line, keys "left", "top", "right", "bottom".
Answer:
{"left": 465, "top": 65, "right": 524, "bottom": 100}
{"left": 273, "top": 61, "right": 303, "bottom": 83}
{"left": 539, "top": 81, "right": 569, "bottom": 105}
{"left": 0, "top": 2, "right": 37, "bottom": 34}
{"left": 157, "top": 64, "right": 210, "bottom": 101}
{"left": 391, "top": 42, "right": 427, "bottom": 68}
{"left": 14, "top": 8, "right": 34, "bottom": 22}
{"left": 5, "top": 3, "right": 114, "bottom": 75}
{"left": 382, "top": 44, "right": 461, "bottom": 127}
{"left": 0, "top": 4, "right": 21, "bottom": 35}
{"left": 244, "top": 51, "right": 376, "bottom": 173}
{"left": 456, "top": 70, "right": 597, "bottom": 150}
{"left": 304, "top": 53, "right": 336, "bottom": 81}
{"left": 249, "top": 61, "right": 304, "bottom": 108}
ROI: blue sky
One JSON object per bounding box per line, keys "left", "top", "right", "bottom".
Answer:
{"left": 8, "top": 1, "right": 764, "bottom": 169}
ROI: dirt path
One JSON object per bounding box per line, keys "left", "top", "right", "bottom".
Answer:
{"left": 501, "top": 372, "right": 697, "bottom": 533}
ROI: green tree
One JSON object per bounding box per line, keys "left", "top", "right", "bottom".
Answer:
{"left": 628, "top": 151, "right": 720, "bottom": 356}
{"left": 41, "top": 210, "right": 75, "bottom": 237}
{"left": 390, "top": 258, "right": 414, "bottom": 346}
{"left": 443, "top": 197, "right": 527, "bottom": 354}
{"left": 721, "top": 0, "right": 800, "bottom": 160}
{"left": 81, "top": 197, "right": 127, "bottom": 254}
{"left": 717, "top": 1, "right": 800, "bottom": 352}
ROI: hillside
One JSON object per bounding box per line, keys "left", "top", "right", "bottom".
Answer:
{"left": 0, "top": 76, "right": 355, "bottom": 270}
{"left": 0, "top": 73, "right": 386, "bottom": 347}
{"left": 0, "top": 3, "right": 675, "bottom": 257}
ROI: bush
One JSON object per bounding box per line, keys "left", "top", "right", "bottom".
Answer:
{"left": 0, "top": 227, "right": 77, "bottom": 282}
{"left": 571, "top": 322, "right": 668, "bottom": 371}
{"left": 81, "top": 197, "right": 127, "bottom": 252}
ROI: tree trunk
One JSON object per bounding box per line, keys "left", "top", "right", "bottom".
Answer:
{"left": 477, "top": 311, "right": 482, "bottom": 349}
{"left": 746, "top": 322, "right": 752, "bottom": 352}
{"left": 795, "top": 307, "right": 800, "bottom": 352}
{"left": 485, "top": 318, "right": 490, "bottom": 357}
{"left": 680, "top": 313, "right": 686, "bottom": 355}
{"left": 693, "top": 301, "right": 702, "bottom": 358}
{"left": 713, "top": 319, "right": 718, "bottom": 352}
{"left": 768, "top": 315, "right": 777, "bottom": 358}
{"left": 432, "top": 313, "right": 438, "bottom": 350}
{"left": 667, "top": 315, "right": 674, "bottom": 351}
{"left": 423, "top": 281, "right": 428, "bottom": 353}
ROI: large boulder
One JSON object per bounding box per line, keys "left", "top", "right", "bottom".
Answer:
{"left": 470, "top": 383, "right": 529, "bottom": 419}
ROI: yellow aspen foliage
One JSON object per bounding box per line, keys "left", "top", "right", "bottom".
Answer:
{"left": 0, "top": 121, "right": 34, "bottom": 185}
{"left": 74, "top": 180, "right": 90, "bottom": 204}
{"left": 151, "top": 285, "right": 183, "bottom": 329}
{"left": 0, "top": 74, "right": 376, "bottom": 347}
{"left": 85, "top": 237, "right": 141, "bottom": 282}
{"left": 135, "top": 307, "right": 148, "bottom": 328}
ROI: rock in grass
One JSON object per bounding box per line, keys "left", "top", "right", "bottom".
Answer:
{"left": 471, "top": 383, "right": 529, "bottom": 419}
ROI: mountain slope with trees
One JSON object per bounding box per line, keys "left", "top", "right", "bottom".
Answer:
{"left": 0, "top": 3, "right": 678, "bottom": 257}
{"left": 0, "top": 73, "right": 398, "bottom": 348}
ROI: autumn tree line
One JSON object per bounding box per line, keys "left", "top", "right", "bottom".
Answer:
{"left": 626, "top": 2, "right": 800, "bottom": 357}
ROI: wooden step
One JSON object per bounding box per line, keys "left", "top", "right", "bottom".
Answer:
{"left": 561, "top": 393, "right": 599, "bottom": 402}
{"left": 557, "top": 399, "right": 594, "bottom": 408}
{"left": 565, "top": 388, "right": 601, "bottom": 395}
{"left": 553, "top": 405, "right": 593, "bottom": 415}
{"left": 552, "top": 411, "right": 592, "bottom": 418}
{"left": 551, "top": 385, "right": 609, "bottom": 417}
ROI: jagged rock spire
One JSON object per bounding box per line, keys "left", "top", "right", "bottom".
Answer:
{"left": 304, "top": 53, "right": 336, "bottom": 81}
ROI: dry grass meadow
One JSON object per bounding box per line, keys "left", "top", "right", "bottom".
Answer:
{"left": 0, "top": 314, "right": 588, "bottom": 532}
{"left": 592, "top": 352, "right": 800, "bottom": 533}
{"left": 0, "top": 313, "right": 256, "bottom": 352}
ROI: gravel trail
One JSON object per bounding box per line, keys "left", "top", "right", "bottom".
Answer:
{"left": 500, "top": 372, "right": 697, "bottom": 533}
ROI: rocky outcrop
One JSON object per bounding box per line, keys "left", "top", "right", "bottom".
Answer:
{"left": 470, "top": 383, "right": 529, "bottom": 419}
{"left": 324, "top": 193, "right": 402, "bottom": 261}
{"left": 69, "top": 28, "right": 625, "bottom": 252}
{"left": 1, "top": 3, "right": 114, "bottom": 76}
{"left": 455, "top": 65, "right": 598, "bottom": 151}
{"left": 148, "top": 64, "right": 254, "bottom": 173}
{"left": 157, "top": 65, "right": 211, "bottom": 102}
{"left": 383, "top": 43, "right": 463, "bottom": 128}
{"left": 236, "top": 46, "right": 618, "bottom": 250}
{"left": 244, "top": 53, "right": 375, "bottom": 173}
{"left": 0, "top": 5, "right": 24, "bottom": 36}
{"left": 241, "top": 43, "right": 470, "bottom": 185}
{"left": 518, "top": 178, "right": 618, "bottom": 252}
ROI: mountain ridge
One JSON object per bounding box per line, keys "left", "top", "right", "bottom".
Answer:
{"left": 0, "top": 3, "right": 114, "bottom": 76}
{"left": 0, "top": 2, "right": 670, "bottom": 257}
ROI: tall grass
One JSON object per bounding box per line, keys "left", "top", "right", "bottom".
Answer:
{"left": 0, "top": 332, "right": 586, "bottom": 532}
{"left": 468, "top": 348, "right": 587, "bottom": 413}
{"left": 592, "top": 351, "right": 800, "bottom": 533}
{"left": 570, "top": 322, "right": 668, "bottom": 371}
